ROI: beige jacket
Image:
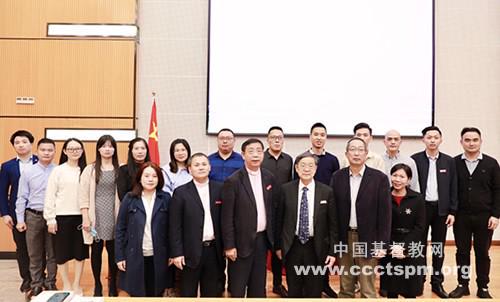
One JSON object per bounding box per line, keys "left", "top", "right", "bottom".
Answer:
{"left": 78, "top": 164, "right": 120, "bottom": 245}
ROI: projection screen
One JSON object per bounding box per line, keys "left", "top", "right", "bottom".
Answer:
{"left": 207, "top": 0, "right": 434, "bottom": 136}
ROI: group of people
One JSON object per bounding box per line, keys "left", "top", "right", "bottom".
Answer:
{"left": 0, "top": 122, "right": 498, "bottom": 299}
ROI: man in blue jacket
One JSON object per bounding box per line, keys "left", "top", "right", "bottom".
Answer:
{"left": 0, "top": 130, "right": 38, "bottom": 293}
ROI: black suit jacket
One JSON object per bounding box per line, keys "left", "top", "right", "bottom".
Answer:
{"left": 276, "top": 180, "right": 338, "bottom": 262}
{"left": 169, "top": 180, "right": 224, "bottom": 268}
{"left": 330, "top": 166, "right": 391, "bottom": 253}
{"left": 221, "top": 168, "right": 275, "bottom": 258}
{"left": 454, "top": 154, "right": 500, "bottom": 217}
{"left": 411, "top": 151, "right": 458, "bottom": 216}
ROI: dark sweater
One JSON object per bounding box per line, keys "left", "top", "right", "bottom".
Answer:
{"left": 315, "top": 151, "right": 340, "bottom": 185}
{"left": 454, "top": 153, "right": 500, "bottom": 218}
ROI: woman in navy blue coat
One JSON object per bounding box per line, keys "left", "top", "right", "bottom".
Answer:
{"left": 115, "top": 162, "right": 172, "bottom": 297}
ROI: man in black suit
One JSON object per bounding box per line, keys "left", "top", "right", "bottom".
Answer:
{"left": 221, "top": 138, "right": 275, "bottom": 297}
{"left": 275, "top": 152, "right": 337, "bottom": 298}
{"left": 169, "top": 153, "right": 224, "bottom": 297}
{"left": 330, "top": 137, "right": 391, "bottom": 298}
{"left": 411, "top": 125, "right": 457, "bottom": 298}
{"left": 448, "top": 127, "right": 499, "bottom": 299}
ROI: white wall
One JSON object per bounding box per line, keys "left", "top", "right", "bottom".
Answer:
{"left": 136, "top": 0, "right": 500, "bottom": 239}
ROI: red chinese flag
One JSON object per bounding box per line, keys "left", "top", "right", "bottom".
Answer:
{"left": 148, "top": 97, "right": 160, "bottom": 164}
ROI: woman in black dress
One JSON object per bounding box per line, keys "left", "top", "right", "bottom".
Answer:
{"left": 383, "top": 163, "right": 426, "bottom": 298}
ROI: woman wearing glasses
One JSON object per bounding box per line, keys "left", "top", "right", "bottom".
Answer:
{"left": 44, "top": 138, "right": 88, "bottom": 294}
{"left": 79, "top": 135, "right": 120, "bottom": 296}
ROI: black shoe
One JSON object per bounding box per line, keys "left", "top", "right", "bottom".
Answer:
{"left": 272, "top": 285, "right": 288, "bottom": 298}
{"left": 432, "top": 284, "right": 449, "bottom": 298}
{"left": 322, "top": 285, "right": 338, "bottom": 298}
{"left": 28, "top": 287, "right": 44, "bottom": 299}
{"left": 379, "top": 289, "right": 388, "bottom": 297}
{"left": 477, "top": 288, "right": 493, "bottom": 299}
{"left": 109, "top": 286, "right": 118, "bottom": 297}
{"left": 94, "top": 283, "right": 103, "bottom": 297}
{"left": 449, "top": 285, "right": 470, "bottom": 298}
{"left": 20, "top": 280, "right": 31, "bottom": 293}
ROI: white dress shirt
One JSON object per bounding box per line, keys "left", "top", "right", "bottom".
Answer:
{"left": 17, "top": 155, "right": 34, "bottom": 175}
{"left": 296, "top": 180, "right": 315, "bottom": 236}
{"left": 194, "top": 179, "right": 215, "bottom": 241}
{"left": 142, "top": 191, "right": 156, "bottom": 257}
{"left": 462, "top": 152, "right": 483, "bottom": 175}
{"left": 349, "top": 165, "right": 366, "bottom": 228}
{"left": 425, "top": 152, "right": 439, "bottom": 201}
{"left": 246, "top": 168, "right": 267, "bottom": 232}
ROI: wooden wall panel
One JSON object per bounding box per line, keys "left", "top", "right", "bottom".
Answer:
{"left": 0, "top": 0, "right": 136, "bottom": 38}
{"left": 0, "top": 118, "right": 134, "bottom": 163}
{"left": 0, "top": 40, "right": 135, "bottom": 117}
{"left": 0, "top": 117, "right": 135, "bottom": 251}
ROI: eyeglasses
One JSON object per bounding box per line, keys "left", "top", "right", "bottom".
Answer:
{"left": 269, "top": 135, "right": 283, "bottom": 141}
{"left": 66, "top": 147, "right": 83, "bottom": 153}
{"left": 245, "top": 148, "right": 263, "bottom": 155}
{"left": 347, "top": 147, "right": 366, "bottom": 153}
{"left": 298, "top": 163, "right": 315, "bottom": 169}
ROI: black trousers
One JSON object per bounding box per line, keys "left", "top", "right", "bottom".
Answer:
{"left": 271, "top": 250, "right": 284, "bottom": 288}
{"left": 453, "top": 212, "right": 493, "bottom": 289}
{"left": 285, "top": 237, "right": 323, "bottom": 298}
{"left": 423, "top": 202, "right": 448, "bottom": 286}
{"left": 181, "top": 243, "right": 221, "bottom": 297}
{"left": 228, "top": 232, "right": 268, "bottom": 298}
{"left": 144, "top": 256, "right": 157, "bottom": 297}
{"left": 91, "top": 240, "right": 117, "bottom": 291}
{"left": 12, "top": 226, "right": 31, "bottom": 285}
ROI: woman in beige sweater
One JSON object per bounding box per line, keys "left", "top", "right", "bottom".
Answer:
{"left": 44, "top": 138, "right": 88, "bottom": 294}
{"left": 79, "top": 135, "right": 120, "bottom": 297}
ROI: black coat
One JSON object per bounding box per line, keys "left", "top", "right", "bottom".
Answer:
{"left": 276, "top": 180, "right": 338, "bottom": 262}
{"left": 169, "top": 180, "right": 224, "bottom": 268}
{"left": 382, "top": 189, "right": 426, "bottom": 297}
{"left": 117, "top": 165, "right": 134, "bottom": 201}
{"left": 221, "top": 168, "right": 275, "bottom": 257}
{"left": 411, "top": 151, "right": 458, "bottom": 216}
{"left": 115, "top": 190, "right": 171, "bottom": 297}
{"left": 330, "top": 166, "right": 392, "bottom": 253}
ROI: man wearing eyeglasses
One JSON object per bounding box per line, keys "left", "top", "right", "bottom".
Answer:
{"left": 208, "top": 128, "right": 245, "bottom": 295}
{"left": 261, "top": 126, "right": 293, "bottom": 298}
{"left": 221, "top": 138, "right": 275, "bottom": 297}
{"left": 275, "top": 152, "right": 337, "bottom": 298}
{"left": 208, "top": 128, "right": 244, "bottom": 183}
{"left": 330, "top": 137, "right": 391, "bottom": 298}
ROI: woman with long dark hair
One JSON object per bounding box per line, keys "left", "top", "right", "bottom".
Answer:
{"left": 117, "top": 137, "right": 150, "bottom": 201}
{"left": 115, "top": 162, "right": 172, "bottom": 297}
{"left": 44, "top": 138, "right": 88, "bottom": 294}
{"left": 79, "top": 135, "right": 120, "bottom": 296}
{"left": 161, "top": 138, "right": 192, "bottom": 195}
